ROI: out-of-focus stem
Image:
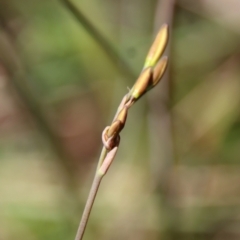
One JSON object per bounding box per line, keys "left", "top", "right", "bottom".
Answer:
{"left": 149, "top": 0, "right": 176, "bottom": 191}
{"left": 0, "top": 22, "right": 77, "bottom": 182}
{"left": 147, "top": 0, "right": 176, "bottom": 239}
{"left": 60, "top": 0, "right": 136, "bottom": 80}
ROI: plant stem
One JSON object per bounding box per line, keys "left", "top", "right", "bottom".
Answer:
{"left": 73, "top": 15, "right": 170, "bottom": 237}
{"left": 74, "top": 173, "right": 103, "bottom": 240}
{"left": 96, "top": 147, "right": 108, "bottom": 170}
{"left": 74, "top": 97, "right": 126, "bottom": 240}
{"left": 74, "top": 147, "right": 107, "bottom": 240}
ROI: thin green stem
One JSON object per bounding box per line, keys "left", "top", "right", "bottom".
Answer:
{"left": 73, "top": 16, "right": 170, "bottom": 238}
{"left": 74, "top": 147, "right": 107, "bottom": 240}
{"left": 96, "top": 147, "right": 108, "bottom": 171}
{"left": 74, "top": 97, "right": 127, "bottom": 240}
{"left": 74, "top": 173, "right": 103, "bottom": 240}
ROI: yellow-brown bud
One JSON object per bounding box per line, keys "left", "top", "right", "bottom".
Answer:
{"left": 115, "top": 106, "right": 128, "bottom": 126}
{"left": 107, "top": 120, "right": 122, "bottom": 138}
{"left": 152, "top": 56, "right": 168, "bottom": 87}
{"left": 129, "top": 67, "right": 153, "bottom": 100}
{"left": 144, "top": 24, "right": 169, "bottom": 68}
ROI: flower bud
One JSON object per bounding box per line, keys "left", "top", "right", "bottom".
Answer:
{"left": 107, "top": 120, "right": 122, "bottom": 138}
{"left": 129, "top": 67, "right": 153, "bottom": 100}
{"left": 115, "top": 106, "right": 128, "bottom": 126}
{"left": 144, "top": 24, "right": 169, "bottom": 68}
{"left": 152, "top": 56, "right": 168, "bottom": 87}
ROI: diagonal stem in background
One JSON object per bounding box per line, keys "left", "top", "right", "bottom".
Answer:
{"left": 60, "top": 0, "right": 136, "bottom": 80}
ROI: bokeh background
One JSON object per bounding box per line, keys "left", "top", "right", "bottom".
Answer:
{"left": 0, "top": 0, "right": 240, "bottom": 239}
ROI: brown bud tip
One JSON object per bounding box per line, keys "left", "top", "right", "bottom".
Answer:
{"left": 152, "top": 56, "right": 168, "bottom": 87}
{"left": 129, "top": 67, "right": 153, "bottom": 100}
{"left": 144, "top": 24, "right": 169, "bottom": 68}
{"left": 107, "top": 120, "right": 122, "bottom": 138}
{"left": 116, "top": 106, "right": 128, "bottom": 126}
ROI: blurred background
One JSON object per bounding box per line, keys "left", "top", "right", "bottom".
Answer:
{"left": 0, "top": 0, "right": 240, "bottom": 239}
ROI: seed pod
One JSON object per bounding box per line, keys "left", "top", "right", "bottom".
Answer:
{"left": 144, "top": 24, "right": 169, "bottom": 68}
{"left": 152, "top": 56, "right": 168, "bottom": 87}
{"left": 129, "top": 67, "right": 153, "bottom": 100}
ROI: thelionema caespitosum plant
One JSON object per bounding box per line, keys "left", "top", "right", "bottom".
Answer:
{"left": 74, "top": 23, "right": 169, "bottom": 240}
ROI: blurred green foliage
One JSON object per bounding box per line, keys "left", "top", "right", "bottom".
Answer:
{"left": 0, "top": 0, "right": 240, "bottom": 240}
